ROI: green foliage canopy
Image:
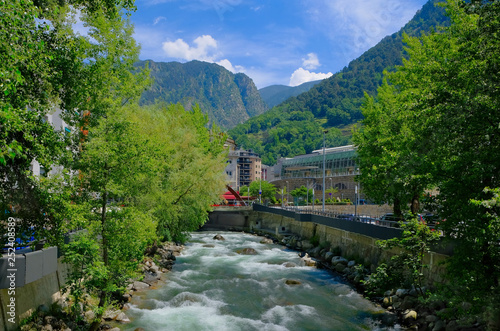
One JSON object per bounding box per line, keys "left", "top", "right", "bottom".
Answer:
{"left": 354, "top": 0, "right": 500, "bottom": 319}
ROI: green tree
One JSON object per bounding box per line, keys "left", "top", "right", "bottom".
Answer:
{"left": 71, "top": 108, "right": 156, "bottom": 329}
{"left": 353, "top": 80, "right": 431, "bottom": 217}
{"left": 130, "top": 103, "right": 228, "bottom": 243}
{"left": 290, "top": 185, "right": 313, "bottom": 204}
{"left": 355, "top": 0, "right": 500, "bottom": 319}
{"left": 387, "top": 0, "right": 500, "bottom": 309}
{"left": 364, "top": 218, "right": 440, "bottom": 297}
{"left": 247, "top": 180, "right": 277, "bottom": 203}
{"left": 0, "top": 0, "right": 148, "bottom": 245}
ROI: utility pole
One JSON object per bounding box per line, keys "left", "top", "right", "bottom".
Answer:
{"left": 322, "top": 130, "right": 328, "bottom": 212}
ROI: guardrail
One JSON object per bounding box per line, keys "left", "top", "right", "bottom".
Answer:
{"left": 253, "top": 204, "right": 453, "bottom": 255}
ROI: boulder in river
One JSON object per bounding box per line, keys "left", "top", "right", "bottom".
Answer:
{"left": 238, "top": 247, "right": 258, "bottom": 255}
{"left": 260, "top": 238, "right": 274, "bottom": 244}
{"left": 285, "top": 279, "right": 302, "bottom": 285}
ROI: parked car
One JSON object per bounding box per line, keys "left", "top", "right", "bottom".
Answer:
{"left": 336, "top": 214, "right": 356, "bottom": 221}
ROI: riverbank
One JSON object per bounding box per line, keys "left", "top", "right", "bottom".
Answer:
{"left": 17, "top": 242, "right": 183, "bottom": 331}
{"left": 245, "top": 228, "right": 486, "bottom": 331}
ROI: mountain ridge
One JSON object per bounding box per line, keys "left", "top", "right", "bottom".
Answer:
{"left": 138, "top": 60, "right": 268, "bottom": 129}
{"left": 229, "top": 0, "right": 449, "bottom": 165}
{"left": 259, "top": 80, "right": 322, "bottom": 108}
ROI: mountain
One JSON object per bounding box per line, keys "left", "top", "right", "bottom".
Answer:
{"left": 228, "top": 0, "right": 448, "bottom": 165}
{"left": 138, "top": 60, "right": 268, "bottom": 129}
{"left": 259, "top": 80, "right": 321, "bottom": 108}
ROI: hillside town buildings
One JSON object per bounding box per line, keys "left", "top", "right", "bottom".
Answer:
{"left": 225, "top": 141, "right": 364, "bottom": 203}
{"left": 224, "top": 139, "right": 262, "bottom": 191}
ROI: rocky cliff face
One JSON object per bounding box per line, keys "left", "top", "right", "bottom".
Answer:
{"left": 138, "top": 60, "right": 268, "bottom": 129}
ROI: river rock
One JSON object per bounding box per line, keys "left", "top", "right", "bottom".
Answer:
{"left": 84, "top": 310, "right": 96, "bottom": 322}
{"left": 335, "top": 263, "right": 346, "bottom": 273}
{"left": 132, "top": 281, "right": 150, "bottom": 290}
{"left": 380, "top": 312, "right": 398, "bottom": 326}
{"left": 308, "top": 246, "right": 322, "bottom": 258}
{"left": 213, "top": 234, "right": 225, "bottom": 240}
{"left": 282, "top": 262, "right": 297, "bottom": 268}
{"left": 331, "top": 256, "right": 348, "bottom": 266}
{"left": 285, "top": 279, "right": 301, "bottom": 285}
{"left": 203, "top": 244, "right": 215, "bottom": 248}
{"left": 300, "top": 240, "right": 314, "bottom": 250}
{"left": 115, "top": 312, "right": 131, "bottom": 323}
{"left": 401, "top": 295, "right": 418, "bottom": 310}
{"left": 260, "top": 238, "right": 273, "bottom": 244}
{"left": 324, "top": 251, "right": 334, "bottom": 261}
{"left": 432, "top": 319, "right": 446, "bottom": 331}
{"left": 239, "top": 248, "right": 257, "bottom": 255}
{"left": 347, "top": 260, "right": 356, "bottom": 268}
{"left": 402, "top": 310, "right": 418, "bottom": 325}
{"left": 382, "top": 296, "right": 393, "bottom": 308}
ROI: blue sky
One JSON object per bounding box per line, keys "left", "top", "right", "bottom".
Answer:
{"left": 131, "top": 0, "right": 428, "bottom": 88}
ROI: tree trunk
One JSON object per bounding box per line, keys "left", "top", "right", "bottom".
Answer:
{"left": 411, "top": 193, "right": 420, "bottom": 215}
{"left": 394, "top": 196, "right": 403, "bottom": 219}
{"left": 89, "top": 190, "right": 109, "bottom": 331}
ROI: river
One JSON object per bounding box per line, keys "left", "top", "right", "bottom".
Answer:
{"left": 123, "top": 231, "right": 401, "bottom": 331}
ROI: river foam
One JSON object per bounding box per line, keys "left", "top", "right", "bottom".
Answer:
{"left": 124, "top": 232, "right": 401, "bottom": 331}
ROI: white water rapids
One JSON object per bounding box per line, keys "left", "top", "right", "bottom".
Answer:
{"left": 123, "top": 231, "right": 402, "bottom": 331}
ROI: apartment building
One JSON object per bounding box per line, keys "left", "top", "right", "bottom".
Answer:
{"left": 224, "top": 140, "right": 262, "bottom": 191}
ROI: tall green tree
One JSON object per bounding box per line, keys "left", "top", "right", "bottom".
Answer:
{"left": 354, "top": 79, "right": 432, "bottom": 216}
{"left": 129, "top": 103, "right": 228, "bottom": 243}
{"left": 0, "top": 0, "right": 148, "bottom": 245}
{"left": 71, "top": 107, "right": 156, "bottom": 329}
{"left": 355, "top": 0, "right": 500, "bottom": 320}
{"left": 290, "top": 185, "right": 313, "bottom": 204}
{"left": 245, "top": 180, "right": 277, "bottom": 203}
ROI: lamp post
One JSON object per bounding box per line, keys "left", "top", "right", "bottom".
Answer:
{"left": 247, "top": 186, "right": 250, "bottom": 206}
{"left": 306, "top": 180, "right": 309, "bottom": 209}
{"left": 329, "top": 178, "right": 333, "bottom": 203}
{"left": 355, "top": 185, "right": 358, "bottom": 218}
{"left": 322, "top": 130, "right": 328, "bottom": 212}
{"left": 259, "top": 178, "right": 262, "bottom": 204}
{"left": 286, "top": 180, "right": 289, "bottom": 208}
{"left": 236, "top": 164, "right": 240, "bottom": 192}
{"left": 281, "top": 188, "right": 284, "bottom": 208}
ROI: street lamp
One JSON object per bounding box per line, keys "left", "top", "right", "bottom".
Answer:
{"left": 286, "top": 180, "right": 289, "bottom": 208}
{"left": 281, "top": 188, "right": 284, "bottom": 208}
{"left": 306, "top": 179, "right": 309, "bottom": 209}
{"left": 329, "top": 178, "right": 333, "bottom": 203}
{"left": 236, "top": 164, "right": 240, "bottom": 192}
{"left": 322, "top": 130, "right": 328, "bottom": 212}
{"left": 259, "top": 178, "right": 262, "bottom": 204}
{"left": 355, "top": 185, "right": 358, "bottom": 217}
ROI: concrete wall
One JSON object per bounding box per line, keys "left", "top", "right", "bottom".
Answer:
{"left": 0, "top": 256, "right": 70, "bottom": 331}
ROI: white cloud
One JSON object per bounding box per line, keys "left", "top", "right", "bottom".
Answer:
{"left": 216, "top": 59, "right": 244, "bottom": 73}
{"left": 153, "top": 16, "right": 166, "bottom": 25}
{"left": 162, "top": 35, "right": 219, "bottom": 61}
{"left": 304, "top": 0, "right": 424, "bottom": 60}
{"left": 289, "top": 68, "right": 332, "bottom": 87}
{"left": 302, "top": 53, "right": 320, "bottom": 70}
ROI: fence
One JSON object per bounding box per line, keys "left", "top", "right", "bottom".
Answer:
{"left": 253, "top": 204, "right": 454, "bottom": 255}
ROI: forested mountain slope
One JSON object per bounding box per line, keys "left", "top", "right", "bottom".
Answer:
{"left": 229, "top": 0, "right": 448, "bottom": 165}
{"left": 138, "top": 60, "right": 268, "bottom": 129}
{"left": 259, "top": 80, "right": 321, "bottom": 108}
